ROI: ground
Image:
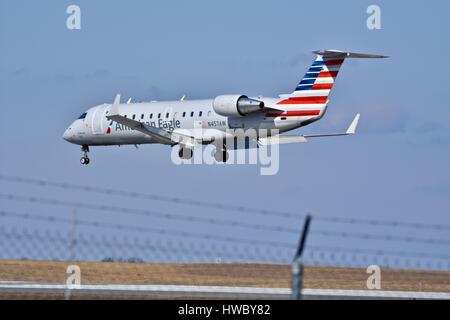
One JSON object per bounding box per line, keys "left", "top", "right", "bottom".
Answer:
{"left": 0, "top": 260, "right": 448, "bottom": 299}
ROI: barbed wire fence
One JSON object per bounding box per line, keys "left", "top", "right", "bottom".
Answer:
{"left": 0, "top": 175, "right": 449, "bottom": 299}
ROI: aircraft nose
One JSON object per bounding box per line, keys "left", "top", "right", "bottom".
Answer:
{"left": 63, "top": 127, "right": 73, "bottom": 142}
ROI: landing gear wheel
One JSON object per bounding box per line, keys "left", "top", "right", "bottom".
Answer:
{"left": 80, "top": 157, "right": 90, "bottom": 165}
{"left": 178, "top": 147, "right": 193, "bottom": 160}
{"left": 214, "top": 149, "right": 229, "bottom": 163}
{"left": 80, "top": 145, "right": 91, "bottom": 165}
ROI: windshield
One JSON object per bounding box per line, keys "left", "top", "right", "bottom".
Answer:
{"left": 78, "top": 112, "right": 87, "bottom": 120}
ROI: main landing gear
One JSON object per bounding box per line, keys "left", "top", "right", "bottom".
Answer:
{"left": 80, "top": 145, "right": 90, "bottom": 165}
{"left": 177, "top": 146, "right": 229, "bottom": 163}
{"left": 178, "top": 147, "right": 193, "bottom": 160}
{"left": 214, "top": 148, "right": 229, "bottom": 163}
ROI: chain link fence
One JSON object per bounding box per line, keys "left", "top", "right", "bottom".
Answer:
{"left": 0, "top": 175, "right": 449, "bottom": 299}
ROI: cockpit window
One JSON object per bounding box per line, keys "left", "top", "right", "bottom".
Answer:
{"left": 78, "top": 113, "right": 87, "bottom": 120}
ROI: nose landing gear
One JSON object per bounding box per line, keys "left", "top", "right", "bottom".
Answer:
{"left": 80, "top": 145, "right": 90, "bottom": 165}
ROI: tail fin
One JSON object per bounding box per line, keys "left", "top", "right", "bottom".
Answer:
{"left": 278, "top": 50, "right": 387, "bottom": 107}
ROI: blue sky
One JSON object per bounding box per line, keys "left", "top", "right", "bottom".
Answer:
{"left": 0, "top": 0, "right": 449, "bottom": 267}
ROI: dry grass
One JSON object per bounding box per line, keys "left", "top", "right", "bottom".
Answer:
{"left": 0, "top": 259, "right": 448, "bottom": 299}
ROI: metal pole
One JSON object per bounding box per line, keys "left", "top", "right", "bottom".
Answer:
{"left": 69, "top": 208, "right": 77, "bottom": 262}
{"left": 292, "top": 214, "right": 312, "bottom": 300}
{"left": 65, "top": 208, "right": 77, "bottom": 300}
{"left": 291, "top": 259, "right": 303, "bottom": 300}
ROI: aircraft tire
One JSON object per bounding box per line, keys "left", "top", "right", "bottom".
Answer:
{"left": 80, "top": 157, "right": 90, "bottom": 165}
{"left": 179, "top": 147, "right": 193, "bottom": 160}
{"left": 214, "top": 149, "right": 229, "bottom": 163}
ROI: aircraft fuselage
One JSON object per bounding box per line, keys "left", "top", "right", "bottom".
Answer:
{"left": 63, "top": 97, "right": 319, "bottom": 147}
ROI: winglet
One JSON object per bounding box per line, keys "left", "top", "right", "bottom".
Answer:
{"left": 346, "top": 113, "right": 360, "bottom": 135}
{"left": 110, "top": 94, "right": 121, "bottom": 116}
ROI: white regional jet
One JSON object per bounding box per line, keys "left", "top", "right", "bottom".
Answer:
{"left": 63, "top": 50, "right": 387, "bottom": 165}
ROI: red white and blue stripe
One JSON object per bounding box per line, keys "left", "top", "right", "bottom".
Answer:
{"left": 276, "top": 55, "right": 344, "bottom": 107}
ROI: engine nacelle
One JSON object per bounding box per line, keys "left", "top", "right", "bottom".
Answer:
{"left": 213, "top": 95, "right": 265, "bottom": 117}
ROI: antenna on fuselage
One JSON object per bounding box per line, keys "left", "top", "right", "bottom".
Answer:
{"left": 127, "top": 98, "right": 132, "bottom": 104}
{"left": 180, "top": 95, "right": 186, "bottom": 101}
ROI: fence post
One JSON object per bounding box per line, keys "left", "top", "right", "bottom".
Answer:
{"left": 65, "top": 208, "right": 77, "bottom": 300}
{"left": 291, "top": 214, "right": 312, "bottom": 300}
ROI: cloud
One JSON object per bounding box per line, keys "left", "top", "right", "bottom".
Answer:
{"left": 409, "top": 119, "right": 449, "bottom": 135}
{"left": 84, "top": 69, "right": 110, "bottom": 80}
{"left": 416, "top": 180, "right": 450, "bottom": 198}
{"left": 54, "top": 73, "right": 76, "bottom": 82}
{"left": 357, "top": 105, "right": 410, "bottom": 134}
{"left": 286, "top": 53, "right": 311, "bottom": 68}
{"left": 9, "top": 68, "right": 28, "bottom": 78}
{"left": 406, "top": 135, "right": 450, "bottom": 148}
{"left": 318, "top": 104, "right": 410, "bottom": 134}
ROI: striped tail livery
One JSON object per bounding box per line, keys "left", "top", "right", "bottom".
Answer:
{"left": 276, "top": 50, "right": 388, "bottom": 119}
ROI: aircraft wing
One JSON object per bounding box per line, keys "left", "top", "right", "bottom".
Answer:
{"left": 106, "top": 94, "right": 175, "bottom": 145}
{"left": 258, "top": 114, "right": 360, "bottom": 146}
{"left": 258, "top": 135, "right": 307, "bottom": 146}
{"left": 303, "top": 113, "right": 360, "bottom": 138}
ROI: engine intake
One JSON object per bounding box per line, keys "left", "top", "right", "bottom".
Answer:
{"left": 213, "top": 95, "right": 265, "bottom": 117}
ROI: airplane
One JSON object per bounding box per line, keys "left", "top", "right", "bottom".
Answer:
{"left": 63, "top": 50, "right": 387, "bottom": 165}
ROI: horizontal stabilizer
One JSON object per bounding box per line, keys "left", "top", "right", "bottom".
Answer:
{"left": 313, "top": 49, "right": 388, "bottom": 59}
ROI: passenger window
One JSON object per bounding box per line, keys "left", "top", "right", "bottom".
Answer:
{"left": 182, "top": 112, "right": 186, "bottom": 117}
{"left": 78, "top": 113, "right": 87, "bottom": 120}
{"left": 199, "top": 111, "right": 203, "bottom": 117}
{"left": 166, "top": 113, "right": 169, "bottom": 118}
{"left": 141, "top": 114, "right": 144, "bottom": 120}
{"left": 150, "top": 114, "right": 153, "bottom": 119}
{"left": 190, "top": 111, "right": 194, "bottom": 117}
{"left": 124, "top": 115, "right": 127, "bottom": 118}
{"left": 132, "top": 115, "right": 136, "bottom": 120}
{"left": 158, "top": 113, "right": 161, "bottom": 118}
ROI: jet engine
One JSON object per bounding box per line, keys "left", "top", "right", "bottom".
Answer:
{"left": 213, "top": 95, "right": 265, "bottom": 117}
